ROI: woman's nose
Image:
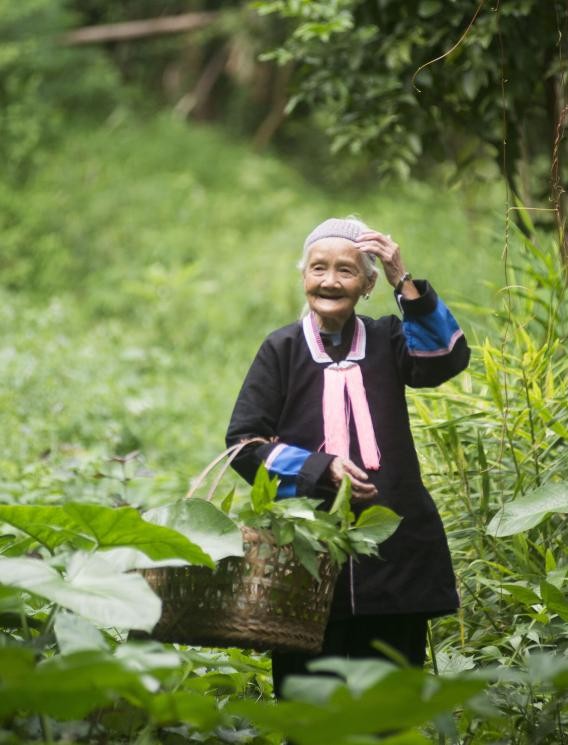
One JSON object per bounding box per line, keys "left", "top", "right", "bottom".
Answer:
{"left": 321, "top": 270, "right": 340, "bottom": 286}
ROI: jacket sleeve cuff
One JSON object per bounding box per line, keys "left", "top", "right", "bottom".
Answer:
{"left": 296, "top": 452, "right": 336, "bottom": 498}
{"left": 395, "top": 280, "right": 437, "bottom": 317}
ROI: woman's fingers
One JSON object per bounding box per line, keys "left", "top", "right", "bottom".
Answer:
{"left": 357, "top": 231, "right": 393, "bottom": 244}
{"left": 342, "top": 458, "right": 368, "bottom": 481}
{"left": 351, "top": 478, "right": 378, "bottom": 497}
{"left": 356, "top": 235, "right": 405, "bottom": 288}
{"left": 329, "top": 458, "right": 378, "bottom": 499}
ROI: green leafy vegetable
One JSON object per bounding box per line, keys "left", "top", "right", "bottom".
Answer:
{"left": 0, "top": 553, "right": 161, "bottom": 631}
{"left": 143, "top": 498, "right": 243, "bottom": 561}
{"left": 0, "top": 503, "right": 215, "bottom": 567}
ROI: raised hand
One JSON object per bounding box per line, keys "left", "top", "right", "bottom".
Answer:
{"left": 356, "top": 231, "right": 419, "bottom": 299}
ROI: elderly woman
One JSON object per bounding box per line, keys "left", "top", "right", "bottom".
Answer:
{"left": 225, "top": 217, "right": 470, "bottom": 697}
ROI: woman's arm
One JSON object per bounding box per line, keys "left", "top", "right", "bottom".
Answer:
{"left": 356, "top": 229, "right": 470, "bottom": 387}
{"left": 390, "top": 280, "right": 470, "bottom": 388}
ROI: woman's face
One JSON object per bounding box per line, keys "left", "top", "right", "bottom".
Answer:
{"left": 303, "top": 238, "right": 375, "bottom": 332}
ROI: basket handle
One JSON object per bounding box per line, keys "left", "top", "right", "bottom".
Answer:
{"left": 185, "top": 437, "right": 269, "bottom": 502}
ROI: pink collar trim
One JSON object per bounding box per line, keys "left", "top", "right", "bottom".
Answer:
{"left": 302, "top": 312, "right": 366, "bottom": 364}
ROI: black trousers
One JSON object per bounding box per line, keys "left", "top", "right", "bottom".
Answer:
{"left": 271, "top": 613, "right": 428, "bottom": 699}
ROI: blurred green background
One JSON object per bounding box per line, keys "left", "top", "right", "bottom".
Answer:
{"left": 0, "top": 0, "right": 562, "bottom": 501}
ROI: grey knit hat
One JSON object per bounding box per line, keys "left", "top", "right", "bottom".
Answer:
{"left": 303, "top": 217, "right": 374, "bottom": 259}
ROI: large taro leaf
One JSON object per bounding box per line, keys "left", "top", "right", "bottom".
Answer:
{"left": 229, "top": 667, "right": 484, "bottom": 744}
{"left": 0, "top": 646, "right": 36, "bottom": 684}
{"left": 143, "top": 690, "right": 224, "bottom": 730}
{"left": 0, "top": 645, "right": 192, "bottom": 721}
{"left": 486, "top": 482, "right": 568, "bottom": 537}
{"left": 0, "top": 649, "right": 148, "bottom": 720}
{"left": 54, "top": 611, "right": 109, "bottom": 654}
{"left": 143, "top": 498, "right": 243, "bottom": 562}
{"left": 0, "top": 552, "right": 161, "bottom": 631}
{"left": 0, "top": 503, "right": 214, "bottom": 567}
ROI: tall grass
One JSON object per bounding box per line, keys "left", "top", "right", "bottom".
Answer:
{"left": 414, "top": 227, "right": 568, "bottom": 742}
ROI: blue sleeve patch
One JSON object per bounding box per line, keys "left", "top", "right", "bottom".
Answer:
{"left": 265, "top": 444, "right": 311, "bottom": 499}
{"left": 403, "top": 298, "right": 463, "bottom": 357}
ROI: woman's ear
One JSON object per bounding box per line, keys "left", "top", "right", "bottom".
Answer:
{"left": 365, "top": 273, "right": 378, "bottom": 296}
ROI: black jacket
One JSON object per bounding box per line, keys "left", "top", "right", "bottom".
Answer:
{"left": 226, "top": 281, "right": 470, "bottom": 619}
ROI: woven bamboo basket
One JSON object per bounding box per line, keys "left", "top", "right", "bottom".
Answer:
{"left": 141, "top": 526, "right": 338, "bottom": 653}
{"left": 140, "top": 439, "right": 340, "bottom": 653}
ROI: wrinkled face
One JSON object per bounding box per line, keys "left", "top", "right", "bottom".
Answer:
{"left": 303, "top": 238, "right": 375, "bottom": 331}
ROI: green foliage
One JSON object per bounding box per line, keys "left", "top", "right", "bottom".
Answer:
{"left": 0, "top": 0, "right": 123, "bottom": 182}
{"left": 0, "top": 490, "right": 272, "bottom": 741}
{"left": 486, "top": 482, "right": 568, "bottom": 537}
{"left": 232, "top": 467, "right": 401, "bottom": 579}
{"left": 231, "top": 661, "right": 485, "bottom": 744}
{"left": 0, "top": 465, "right": 399, "bottom": 740}
{"left": 408, "top": 230, "right": 568, "bottom": 741}
{"left": 254, "top": 0, "right": 567, "bottom": 197}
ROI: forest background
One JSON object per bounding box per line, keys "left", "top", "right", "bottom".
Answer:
{"left": 0, "top": 1, "right": 567, "bottom": 743}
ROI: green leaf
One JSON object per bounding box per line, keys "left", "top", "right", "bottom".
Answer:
{"left": 143, "top": 499, "right": 243, "bottom": 562}
{"left": 0, "top": 504, "right": 89, "bottom": 552}
{"left": 0, "top": 584, "right": 26, "bottom": 615}
{"left": 486, "top": 482, "right": 568, "bottom": 536}
{"left": 545, "top": 549, "right": 557, "bottom": 573}
{"left": 271, "top": 517, "right": 295, "bottom": 546}
{"left": 282, "top": 674, "right": 343, "bottom": 704}
{"left": 221, "top": 487, "right": 235, "bottom": 514}
{"left": 0, "top": 647, "right": 36, "bottom": 684}
{"left": 482, "top": 342, "right": 504, "bottom": 411}
{"left": 434, "top": 651, "right": 476, "bottom": 675}
{"left": 0, "top": 650, "right": 148, "bottom": 720}
{"left": 501, "top": 583, "right": 541, "bottom": 607}
{"left": 540, "top": 581, "right": 568, "bottom": 622}
{"left": 273, "top": 497, "right": 318, "bottom": 521}
{"left": 229, "top": 668, "right": 484, "bottom": 742}
{"left": 250, "top": 464, "right": 278, "bottom": 513}
{"left": 292, "top": 529, "right": 321, "bottom": 580}
{"left": 513, "top": 194, "right": 536, "bottom": 234}
{"left": 54, "top": 611, "right": 109, "bottom": 654}
{"left": 65, "top": 503, "right": 215, "bottom": 567}
{"left": 0, "top": 553, "right": 161, "bottom": 631}
{"left": 477, "top": 433, "right": 490, "bottom": 515}
{"left": 309, "top": 656, "right": 396, "bottom": 695}
{"left": 330, "top": 477, "right": 353, "bottom": 529}
{"left": 352, "top": 505, "right": 402, "bottom": 543}
{"left": 115, "top": 641, "right": 182, "bottom": 688}
{"left": 144, "top": 690, "right": 223, "bottom": 729}
{"left": 0, "top": 503, "right": 215, "bottom": 568}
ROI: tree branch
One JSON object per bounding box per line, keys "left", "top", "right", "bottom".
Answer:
{"left": 60, "top": 12, "right": 218, "bottom": 46}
